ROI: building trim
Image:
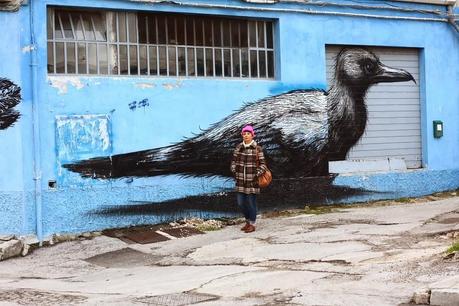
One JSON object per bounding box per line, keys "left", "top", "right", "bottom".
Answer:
{"left": 386, "top": 0, "right": 456, "bottom": 6}
{"left": 242, "top": 0, "right": 458, "bottom": 6}
{"left": 125, "top": 1, "right": 448, "bottom": 23}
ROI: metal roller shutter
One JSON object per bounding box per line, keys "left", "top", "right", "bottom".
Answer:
{"left": 326, "top": 46, "right": 422, "bottom": 169}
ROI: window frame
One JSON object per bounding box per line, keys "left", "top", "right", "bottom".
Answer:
{"left": 47, "top": 7, "right": 276, "bottom": 80}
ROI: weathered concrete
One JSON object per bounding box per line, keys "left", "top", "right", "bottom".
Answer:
{"left": 413, "top": 289, "right": 430, "bottom": 305}
{"left": 0, "top": 240, "right": 23, "bottom": 261}
{"left": 0, "top": 235, "right": 14, "bottom": 241}
{"left": 429, "top": 275, "right": 459, "bottom": 306}
{"left": 430, "top": 289, "right": 459, "bottom": 306}
{"left": 0, "top": 197, "right": 458, "bottom": 305}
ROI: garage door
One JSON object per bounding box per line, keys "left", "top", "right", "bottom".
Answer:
{"left": 326, "top": 46, "right": 422, "bottom": 169}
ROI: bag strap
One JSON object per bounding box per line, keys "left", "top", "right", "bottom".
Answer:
{"left": 256, "top": 147, "right": 269, "bottom": 171}
{"left": 255, "top": 147, "right": 260, "bottom": 166}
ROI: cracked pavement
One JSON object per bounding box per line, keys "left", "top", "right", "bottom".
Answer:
{"left": 0, "top": 197, "right": 458, "bottom": 305}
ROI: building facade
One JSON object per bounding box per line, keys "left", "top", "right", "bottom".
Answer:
{"left": 0, "top": 0, "right": 458, "bottom": 239}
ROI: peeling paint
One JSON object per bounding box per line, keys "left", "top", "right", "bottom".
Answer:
{"left": 49, "top": 77, "right": 85, "bottom": 95}
{"left": 162, "top": 81, "right": 183, "bottom": 90}
{"left": 22, "top": 45, "right": 35, "bottom": 53}
{"left": 55, "top": 114, "right": 112, "bottom": 182}
{"left": 135, "top": 82, "right": 156, "bottom": 89}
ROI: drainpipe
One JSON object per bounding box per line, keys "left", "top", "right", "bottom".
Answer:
{"left": 29, "top": 0, "right": 43, "bottom": 244}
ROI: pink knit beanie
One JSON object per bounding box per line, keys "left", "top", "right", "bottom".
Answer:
{"left": 241, "top": 125, "right": 255, "bottom": 136}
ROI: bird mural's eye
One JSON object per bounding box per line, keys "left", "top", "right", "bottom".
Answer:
{"left": 361, "top": 59, "right": 376, "bottom": 75}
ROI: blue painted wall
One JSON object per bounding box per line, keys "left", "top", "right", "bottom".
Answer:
{"left": 1, "top": 0, "right": 458, "bottom": 236}
{"left": 0, "top": 5, "right": 37, "bottom": 235}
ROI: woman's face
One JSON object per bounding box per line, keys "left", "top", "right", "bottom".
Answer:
{"left": 242, "top": 131, "right": 254, "bottom": 143}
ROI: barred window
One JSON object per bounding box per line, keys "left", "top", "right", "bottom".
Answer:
{"left": 47, "top": 8, "right": 275, "bottom": 79}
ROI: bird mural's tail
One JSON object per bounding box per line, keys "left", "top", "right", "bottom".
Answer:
{"left": 0, "top": 78, "right": 21, "bottom": 130}
{"left": 63, "top": 138, "right": 235, "bottom": 179}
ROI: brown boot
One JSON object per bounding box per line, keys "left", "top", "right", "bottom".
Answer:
{"left": 240, "top": 222, "right": 250, "bottom": 231}
{"left": 244, "top": 224, "right": 256, "bottom": 233}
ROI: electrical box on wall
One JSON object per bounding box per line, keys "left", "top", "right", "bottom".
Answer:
{"left": 433, "top": 120, "right": 443, "bottom": 138}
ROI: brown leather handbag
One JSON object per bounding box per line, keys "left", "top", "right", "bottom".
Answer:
{"left": 256, "top": 148, "right": 272, "bottom": 188}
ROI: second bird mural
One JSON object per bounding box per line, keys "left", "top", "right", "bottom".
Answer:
{"left": 0, "top": 78, "right": 21, "bottom": 131}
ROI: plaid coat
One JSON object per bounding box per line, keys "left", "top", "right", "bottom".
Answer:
{"left": 230, "top": 141, "right": 268, "bottom": 194}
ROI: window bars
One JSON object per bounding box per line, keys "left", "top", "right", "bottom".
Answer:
{"left": 47, "top": 8, "right": 275, "bottom": 79}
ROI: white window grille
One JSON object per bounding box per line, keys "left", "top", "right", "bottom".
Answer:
{"left": 47, "top": 8, "right": 275, "bottom": 79}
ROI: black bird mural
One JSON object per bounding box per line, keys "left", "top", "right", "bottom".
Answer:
{"left": 0, "top": 78, "right": 21, "bottom": 130}
{"left": 64, "top": 48, "right": 415, "bottom": 179}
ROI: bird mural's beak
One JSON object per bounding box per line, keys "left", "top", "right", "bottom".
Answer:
{"left": 373, "top": 64, "right": 416, "bottom": 84}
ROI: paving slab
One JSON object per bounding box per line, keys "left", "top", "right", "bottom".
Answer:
{"left": 430, "top": 288, "right": 459, "bottom": 306}
{"left": 187, "top": 237, "right": 374, "bottom": 264}
{"left": 429, "top": 275, "right": 459, "bottom": 306}
{"left": 0, "top": 265, "right": 262, "bottom": 304}
{"left": 196, "top": 270, "right": 329, "bottom": 298}
{"left": 84, "top": 247, "right": 162, "bottom": 268}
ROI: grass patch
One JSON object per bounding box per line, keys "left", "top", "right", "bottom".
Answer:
{"left": 262, "top": 209, "right": 305, "bottom": 218}
{"left": 262, "top": 205, "right": 343, "bottom": 219}
{"left": 195, "top": 224, "right": 221, "bottom": 232}
{"left": 395, "top": 197, "right": 412, "bottom": 203}
{"left": 303, "top": 205, "right": 341, "bottom": 215}
{"left": 433, "top": 189, "right": 458, "bottom": 198}
{"left": 446, "top": 241, "right": 459, "bottom": 254}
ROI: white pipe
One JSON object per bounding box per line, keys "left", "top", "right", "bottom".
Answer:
{"left": 29, "top": 0, "right": 44, "bottom": 244}
{"left": 280, "top": 0, "right": 444, "bottom": 15}
{"left": 130, "top": 0, "right": 449, "bottom": 23}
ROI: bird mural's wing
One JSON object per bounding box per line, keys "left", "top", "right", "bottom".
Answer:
{"left": 0, "top": 78, "right": 21, "bottom": 130}
{"left": 253, "top": 90, "right": 329, "bottom": 177}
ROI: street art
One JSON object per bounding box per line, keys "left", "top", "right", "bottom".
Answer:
{"left": 129, "top": 98, "right": 150, "bottom": 111}
{"left": 65, "top": 48, "right": 414, "bottom": 180}
{"left": 0, "top": 78, "right": 21, "bottom": 130}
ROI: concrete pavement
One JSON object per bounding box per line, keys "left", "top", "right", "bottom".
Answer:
{"left": 0, "top": 197, "right": 458, "bottom": 305}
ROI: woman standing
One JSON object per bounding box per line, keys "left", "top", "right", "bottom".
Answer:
{"left": 230, "top": 125, "right": 268, "bottom": 233}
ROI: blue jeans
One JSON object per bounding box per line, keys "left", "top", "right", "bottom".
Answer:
{"left": 236, "top": 192, "right": 257, "bottom": 224}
